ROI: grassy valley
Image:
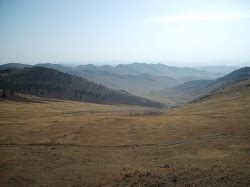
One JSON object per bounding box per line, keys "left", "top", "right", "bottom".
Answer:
{"left": 0, "top": 76, "right": 249, "bottom": 185}
{"left": 1, "top": 1, "right": 250, "bottom": 186}
{"left": 0, "top": 64, "right": 249, "bottom": 186}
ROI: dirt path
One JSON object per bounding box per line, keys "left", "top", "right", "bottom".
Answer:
{"left": 0, "top": 133, "right": 247, "bottom": 150}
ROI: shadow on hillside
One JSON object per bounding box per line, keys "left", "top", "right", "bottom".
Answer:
{"left": 0, "top": 94, "right": 63, "bottom": 104}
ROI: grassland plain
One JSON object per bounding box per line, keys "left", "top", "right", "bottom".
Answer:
{"left": 0, "top": 84, "right": 250, "bottom": 186}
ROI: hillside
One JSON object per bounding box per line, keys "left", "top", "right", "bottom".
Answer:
{"left": 194, "top": 79, "right": 250, "bottom": 103}
{"left": 35, "top": 62, "right": 221, "bottom": 94}
{"left": 0, "top": 75, "right": 249, "bottom": 186}
{"left": 72, "top": 70, "right": 177, "bottom": 95}
{"left": 0, "top": 63, "right": 32, "bottom": 70}
{"left": 152, "top": 67, "right": 250, "bottom": 105}
{"left": 0, "top": 63, "right": 222, "bottom": 95}
{"left": 0, "top": 67, "right": 162, "bottom": 107}
{"left": 194, "top": 67, "right": 250, "bottom": 101}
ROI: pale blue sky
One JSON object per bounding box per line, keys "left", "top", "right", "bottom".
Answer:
{"left": 0, "top": 0, "right": 250, "bottom": 66}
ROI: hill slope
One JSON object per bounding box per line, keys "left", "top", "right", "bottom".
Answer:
{"left": 0, "top": 63, "right": 32, "bottom": 70}
{"left": 72, "top": 62, "right": 220, "bottom": 79}
{"left": 72, "top": 70, "right": 177, "bottom": 95}
{"left": 194, "top": 67, "right": 250, "bottom": 101}
{"left": 0, "top": 63, "right": 226, "bottom": 95}
{"left": 35, "top": 62, "right": 221, "bottom": 94}
{"left": 0, "top": 67, "right": 162, "bottom": 107}
{"left": 153, "top": 67, "right": 250, "bottom": 105}
{"left": 0, "top": 74, "right": 249, "bottom": 186}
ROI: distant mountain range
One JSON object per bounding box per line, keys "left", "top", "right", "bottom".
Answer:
{"left": 0, "top": 67, "right": 162, "bottom": 107}
{"left": 194, "top": 66, "right": 240, "bottom": 74}
{"left": 0, "top": 63, "right": 32, "bottom": 70}
{"left": 0, "top": 62, "right": 248, "bottom": 108}
{"left": 0, "top": 62, "right": 225, "bottom": 95}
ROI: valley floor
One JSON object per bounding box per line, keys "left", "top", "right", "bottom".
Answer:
{"left": 0, "top": 91, "right": 250, "bottom": 186}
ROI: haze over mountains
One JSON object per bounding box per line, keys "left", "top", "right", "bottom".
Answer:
{"left": 195, "top": 66, "right": 239, "bottom": 74}
{"left": 1, "top": 0, "right": 250, "bottom": 185}
{"left": 0, "top": 62, "right": 249, "bottom": 108}
{"left": 0, "top": 62, "right": 233, "bottom": 95}
{"left": 0, "top": 66, "right": 162, "bottom": 107}
{"left": 0, "top": 63, "right": 250, "bottom": 186}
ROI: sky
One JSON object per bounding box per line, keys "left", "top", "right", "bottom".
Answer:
{"left": 0, "top": 0, "right": 250, "bottom": 66}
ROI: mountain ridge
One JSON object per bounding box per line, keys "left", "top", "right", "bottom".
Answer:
{"left": 153, "top": 67, "right": 250, "bottom": 105}
{"left": 0, "top": 67, "right": 162, "bottom": 107}
{"left": 1, "top": 62, "right": 223, "bottom": 95}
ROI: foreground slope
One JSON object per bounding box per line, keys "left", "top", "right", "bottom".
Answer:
{"left": 0, "top": 77, "right": 249, "bottom": 186}
{"left": 0, "top": 67, "right": 162, "bottom": 107}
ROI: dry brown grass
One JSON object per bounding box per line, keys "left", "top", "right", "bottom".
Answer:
{"left": 0, "top": 88, "right": 250, "bottom": 186}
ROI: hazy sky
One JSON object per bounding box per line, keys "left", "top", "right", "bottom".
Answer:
{"left": 0, "top": 0, "right": 250, "bottom": 66}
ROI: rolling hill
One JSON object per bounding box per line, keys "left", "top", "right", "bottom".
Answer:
{"left": 1, "top": 63, "right": 223, "bottom": 95}
{"left": 0, "top": 63, "right": 32, "bottom": 70}
{"left": 0, "top": 63, "right": 239, "bottom": 99}
{"left": 71, "top": 70, "right": 177, "bottom": 95}
{"left": 0, "top": 67, "right": 162, "bottom": 107}
{"left": 153, "top": 67, "right": 250, "bottom": 105}
{"left": 70, "top": 62, "right": 220, "bottom": 79}
{"left": 0, "top": 68, "right": 249, "bottom": 186}
{"left": 35, "top": 62, "right": 222, "bottom": 94}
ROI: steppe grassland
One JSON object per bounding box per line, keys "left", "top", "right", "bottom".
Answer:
{"left": 0, "top": 88, "right": 249, "bottom": 185}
